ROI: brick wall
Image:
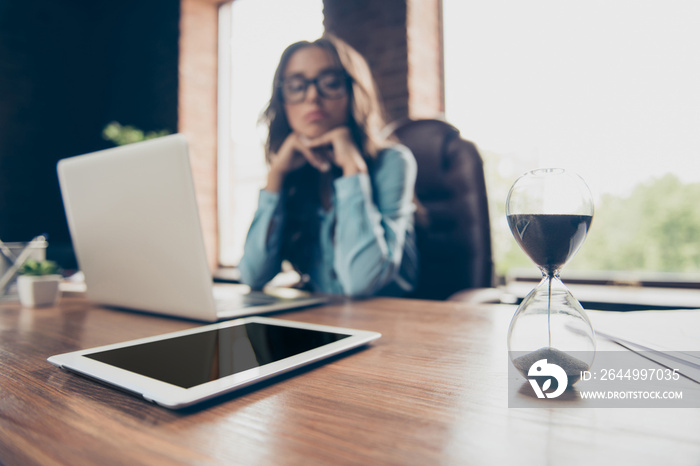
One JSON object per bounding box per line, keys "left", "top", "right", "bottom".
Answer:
{"left": 179, "top": 0, "right": 219, "bottom": 269}
{"left": 407, "top": 0, "right": 445, "bottom": 119}
{"left": 323, "top": 0, "right": 444, "bottom": 124}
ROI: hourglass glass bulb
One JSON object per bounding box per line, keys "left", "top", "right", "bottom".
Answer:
{"left": 506, "top": 168, "right": 593, "bottom": 274}
{"left": 508, "top": 275, "right": 595, "bottom": 384}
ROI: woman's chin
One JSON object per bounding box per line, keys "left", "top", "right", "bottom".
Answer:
{"left": 296, "top": 122, "right": 344, "bottom": 139}
{"left": 298, "top": 127, "right": 328, "bottom": 139}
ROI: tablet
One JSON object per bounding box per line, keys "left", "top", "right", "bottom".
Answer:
{"left": 48, "top": 316, "right": 381, "bottom": 409}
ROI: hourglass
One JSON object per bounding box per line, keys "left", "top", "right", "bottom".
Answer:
{"left": 506, "top": 168, "right": 596, "bottom": 387}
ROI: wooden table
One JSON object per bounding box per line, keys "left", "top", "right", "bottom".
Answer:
{"left": 1, "top": 296, "right": 699, "bottom": 465}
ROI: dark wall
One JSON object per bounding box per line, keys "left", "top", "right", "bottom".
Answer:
{"left": 0, "top": 0, "right": 179, "bottom": 268}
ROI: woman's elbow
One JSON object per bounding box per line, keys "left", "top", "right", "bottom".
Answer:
{"left": 238, "top": 262, "right": 269, "bottom": 291}
{"left": 339, "top": 261, "right": 397, "bottom": 298}
{"left": 341, "top": 281, "right": 375, "bottom": 298}
{"left": 240, "top": 276, "right": 267, "bottom": 291}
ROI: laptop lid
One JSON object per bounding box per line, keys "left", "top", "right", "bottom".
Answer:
{"left": 57, "top": 134, "right": 220, "bottom": 321}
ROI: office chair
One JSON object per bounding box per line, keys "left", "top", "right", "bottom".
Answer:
{"left": 387, "top": 118, "right": 494, "bottom": 300}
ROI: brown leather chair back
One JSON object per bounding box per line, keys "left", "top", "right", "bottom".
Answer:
{"left": 389, "top": 118, "right": 494, "bottom": 299}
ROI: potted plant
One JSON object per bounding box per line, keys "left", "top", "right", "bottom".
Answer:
{"left": 17, "top": 259, "right": 62, "bottom": 307}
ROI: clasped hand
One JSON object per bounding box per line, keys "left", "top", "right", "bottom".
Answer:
{"left": 266, "top": 127, "right": 367, "bottom": 192}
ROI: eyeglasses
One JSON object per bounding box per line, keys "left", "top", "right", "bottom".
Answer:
{"left": 280, "top": 70, "right": 349, "bottom": 104}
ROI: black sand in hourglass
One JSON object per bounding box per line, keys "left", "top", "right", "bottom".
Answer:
{"left": 506, "top": 213, "right": 592, "bottom": 275}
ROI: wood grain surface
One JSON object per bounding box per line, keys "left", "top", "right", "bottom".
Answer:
{"left": 1, "top": 296, "right": 699, "bottom": 465}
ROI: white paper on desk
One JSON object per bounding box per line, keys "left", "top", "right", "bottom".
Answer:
{"left": 588, "top": 309, "right": 700, "bottom": 383}
{"left": 596, "top": 334, "right": 700, "bottom": 384}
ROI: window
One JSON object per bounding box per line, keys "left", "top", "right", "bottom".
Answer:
{"left": 218, "top": 0, "right": 324, "bottom": 266}
{"left": 443, "top": 0, "right": 700, "bottom": 278}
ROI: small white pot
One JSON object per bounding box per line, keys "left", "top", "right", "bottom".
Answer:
{"left": 17, "top": 274, "right": 62, "bottom": 308}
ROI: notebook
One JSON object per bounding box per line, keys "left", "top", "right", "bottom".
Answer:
{"left": 57, "top": 134, "right": 328, "bottom": 321}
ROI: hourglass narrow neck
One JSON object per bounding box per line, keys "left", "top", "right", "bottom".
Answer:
{"left": 540, "top": 268, "right": 560, "bottom": 279}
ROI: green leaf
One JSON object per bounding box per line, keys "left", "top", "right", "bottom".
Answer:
{"left": 19, "top": 259, "right": 60, "bottom": 276}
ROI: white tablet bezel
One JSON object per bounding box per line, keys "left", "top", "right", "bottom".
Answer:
{"left": 48, "top": 316, "right": 381, "bottom": 409}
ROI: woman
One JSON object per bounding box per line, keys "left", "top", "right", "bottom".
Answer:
{"left": 238, "top": 34, "right": 418, "bottom": 297}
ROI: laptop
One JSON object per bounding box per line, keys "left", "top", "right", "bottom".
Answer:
{"left": 57, "top": 134, "right": 328, "bottom": 321}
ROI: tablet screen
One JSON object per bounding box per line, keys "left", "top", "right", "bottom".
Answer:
{"left": 85, "top": 322, "right": 350, "bottom": 389}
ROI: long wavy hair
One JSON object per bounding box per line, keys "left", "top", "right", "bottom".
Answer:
{"left": 259, "top": 35, "right": 392, "bottom": 279}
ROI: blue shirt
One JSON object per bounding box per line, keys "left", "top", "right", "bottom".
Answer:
{"left": 238, "top": 145, "right": 419, "bottom": 297}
